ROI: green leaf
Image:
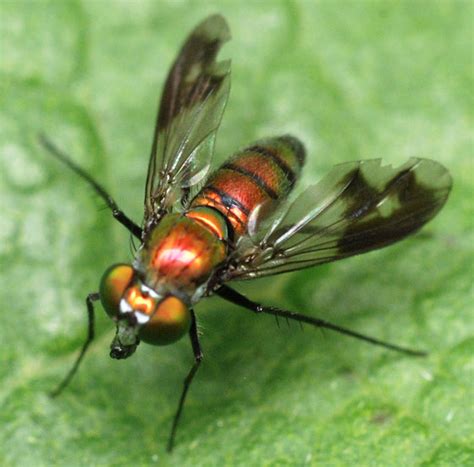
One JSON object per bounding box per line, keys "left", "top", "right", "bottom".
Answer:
{"left": 1, "top": 1, "right": 472, "bottom": 465}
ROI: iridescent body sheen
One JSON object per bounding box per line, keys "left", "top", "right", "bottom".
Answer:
{"left": 137, "top": 212, "right": 227, "bottom": 300}
{"left": 192, "top": 136, "right": 305, "bottom": 235}
{"left": 132, "top": 136, "right": 306, "bottom": 308}
{"left": 41, "top": 14, "right": 452, "bottom": 453}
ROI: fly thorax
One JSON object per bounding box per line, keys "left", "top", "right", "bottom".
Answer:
{"left": 140, "top": 213, "right": 227, "bottom": 295}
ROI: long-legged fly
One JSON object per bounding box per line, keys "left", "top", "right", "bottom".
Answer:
{"left": 40, "top": 14, "right": 452, "bottom": 451}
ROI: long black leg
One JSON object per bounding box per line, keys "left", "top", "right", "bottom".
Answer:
{"left": 216, "top": 285, "right": 426, "bottom": 357}
{"left": 50, "top": 292, "right": 100, "bottom": 397}
{"left": 167, "top": 309, "right": 203, "bottom": 452}
{"left": 38, "top": 134, "right": 143, "bottom": 240}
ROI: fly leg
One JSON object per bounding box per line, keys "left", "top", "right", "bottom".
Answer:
{"left": 167, "top": 309, "right": 202, "bottom": 452}
{"left": 38, "top": 134, "right": 143, "bottom": 239}
{"left": 216, "top": 285, "right": 426, "bottom": 357}
{"left": 50, "top": 292, "right": 100, "bottom": 397}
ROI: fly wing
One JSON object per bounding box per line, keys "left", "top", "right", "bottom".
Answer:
{"left": 144, "top": 15, "right": 231, "bottom": 231}
{"left": 225, "top": 158, "right": 452, "bottom": 280}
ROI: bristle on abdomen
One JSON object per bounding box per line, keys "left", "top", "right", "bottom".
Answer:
{"left": 191, "top": 135, "right": 305, "bottom": 236}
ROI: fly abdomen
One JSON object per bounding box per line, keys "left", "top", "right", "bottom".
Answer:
{"left": 191, "top": 135, "right": 305, "bottom": 236}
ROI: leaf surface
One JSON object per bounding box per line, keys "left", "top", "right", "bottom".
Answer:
{"left": 1, "top": 1, "right": 472, "bottom": 465}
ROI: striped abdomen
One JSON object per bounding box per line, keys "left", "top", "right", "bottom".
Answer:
{"left": 191, "top": 135, "right": 305, "bottom": 237}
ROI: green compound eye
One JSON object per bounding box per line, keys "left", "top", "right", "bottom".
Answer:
{"left": 99, "top": 264, "right": 134, "bottom": 318}
{"left": 139, "top": 296, "right": 192, "bottom": 346}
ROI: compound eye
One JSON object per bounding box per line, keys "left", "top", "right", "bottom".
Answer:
{"left": 99, "top": 264, "right": 134, "bottom": 317}
{"left": 139, "top": 296, "right": 191, "bottom": 346}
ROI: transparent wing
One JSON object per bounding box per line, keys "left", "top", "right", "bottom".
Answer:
{"left": 144, "top": 15, "right": 231, "bottom": 230}
{"left": 225, "top": 158, "right": 452, "bottom": 280}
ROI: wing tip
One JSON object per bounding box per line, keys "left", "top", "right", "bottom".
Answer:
{"left": 354, "top": 157, "right": 452, "bottom": 195}
{"left": 408, "top": 157, "right": 453, "bottom": 196}
{"left": 197, "top": 14, "right": 231, "bottom": 42}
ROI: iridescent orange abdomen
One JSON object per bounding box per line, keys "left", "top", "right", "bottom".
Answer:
{"left": 191, "top": 136, "right": 305, "bottom": 236}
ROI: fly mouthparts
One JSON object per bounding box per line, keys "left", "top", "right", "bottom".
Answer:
{"left": 110, "top": 343, "right": 138, "bottom": 360}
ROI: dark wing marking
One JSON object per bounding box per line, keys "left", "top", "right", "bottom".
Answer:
{"left": 144, "top": 15, "right": 231, "bottom": 231}
{"left": 224, "top": 158, "right": 452, "bottom": 279}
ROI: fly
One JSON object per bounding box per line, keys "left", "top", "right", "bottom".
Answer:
{"left": 39, "top": 14, "right": 452, "bottom": 452}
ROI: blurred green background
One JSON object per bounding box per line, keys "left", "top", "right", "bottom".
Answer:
{"left": 1, "top": 1, "right": 472, "bottom": 466}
